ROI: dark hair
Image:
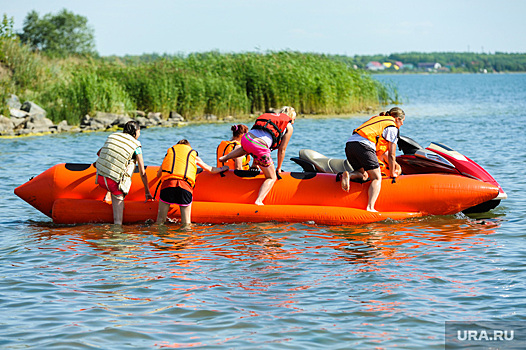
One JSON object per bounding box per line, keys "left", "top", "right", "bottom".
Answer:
{"left": 385, "top": 107, "right": 405, "bottom": 119}
{"left": 231, "top": 124, "right": 249, "bottom": 138}
{"left": 123, "top": 120, "right": 140, "bottom": 138}
{"left": 177, "top": 139, "right": 190, "bottom": 145}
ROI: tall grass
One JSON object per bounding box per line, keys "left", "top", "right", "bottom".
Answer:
{"left": 1, "top": 39, "right": 397, "bottom": 124}
{"left": 41, "top": 67, "right": 134, "bottom": 124}
{"left": 0, "top": 38, "right": 49, "bottom": 116}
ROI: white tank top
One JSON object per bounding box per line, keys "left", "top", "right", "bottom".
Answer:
{"left": 250, "top": 128, "right": 273, "bottom": 148}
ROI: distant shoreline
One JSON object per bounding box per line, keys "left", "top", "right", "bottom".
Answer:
{"left": 0, "top": 112, "right": 376, "bottom": 139}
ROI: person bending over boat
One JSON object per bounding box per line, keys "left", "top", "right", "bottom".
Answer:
{"left": 156, "top": 139, "right": 228, "bottom": 226}
{"left": 218, "top": 106, "right": 296, "bottom": 205}
{"left": 375, "top": 111, "right": 402, "bottom": 177}
{"left": 341, "top": 107, "right": 405, "bottom": 212}
{"left": 216, "top": 124, "right": 251, "bottom": 170}
{"left": 95, "top": 120, "right": 153, "bottom": 225}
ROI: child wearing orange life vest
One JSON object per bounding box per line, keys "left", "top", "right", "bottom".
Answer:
{"left": 341, "top": 107, "right": 405, "bottom": 212}
{"left": 376, "top": 111, "right": 402, "bottom": 177}
{"left": 218, "top": 106, "right": 296, "bottom": 206}
{"left": 155, "top": 139, "right": 228, "bottom": 226}
{"left": 216, "top": 124, "right": 251, "bottom": 170}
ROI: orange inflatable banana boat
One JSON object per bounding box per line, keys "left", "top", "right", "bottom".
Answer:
{"left": 14, "top": 163, "right": 499, "bottom": 225}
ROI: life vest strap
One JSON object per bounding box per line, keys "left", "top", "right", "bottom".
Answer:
{"left": 253, "top": 119, "right": 282, "bottom": 149}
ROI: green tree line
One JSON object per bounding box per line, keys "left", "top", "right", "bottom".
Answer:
{"left": 346, "top": 52, "right": 526, "bottom": 73}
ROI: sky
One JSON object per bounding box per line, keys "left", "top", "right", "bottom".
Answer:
{"left": 2, "top": 0, "right": 525, "bottom": 57}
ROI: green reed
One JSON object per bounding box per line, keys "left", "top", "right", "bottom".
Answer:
{"left": 1, "top": 39, "right": 396, "bottom": 124}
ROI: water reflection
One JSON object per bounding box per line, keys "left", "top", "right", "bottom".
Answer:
{"left": 31, "top": 215, "right": 501, "bottom": 266}
{"left": 27, "top": 215, "right": 503, "bottom": 312}
{"left": 323, "top": 216, "right": 501, "bottom": 264}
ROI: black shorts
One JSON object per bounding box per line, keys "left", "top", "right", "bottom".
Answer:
{"left": 159, "top": 186, "right": 193, "bottom": 206}
{"left": 345, "top": 141, "right": 379, "bottom": 171}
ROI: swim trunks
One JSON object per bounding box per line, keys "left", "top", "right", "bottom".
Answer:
{"left": 159, "top": 179, "right": 193, "bottom": 206}
{"left": 345, "top": 141, "right": 379, "bottom": 171}
{"left": 97, "top": 175, "right": 124, "bottom": 197}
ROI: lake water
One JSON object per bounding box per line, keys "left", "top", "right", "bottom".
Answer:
{"left": 1, "top": 73, "right": 525, "bottom": 349}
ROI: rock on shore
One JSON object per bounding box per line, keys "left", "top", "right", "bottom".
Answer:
{"left": 1, "top": 94, "right": 187, "bottom": 136}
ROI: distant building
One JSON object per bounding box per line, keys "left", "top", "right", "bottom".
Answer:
{"left": 418, "top": 62, "right": 442, "bottom": 71}
{"left": 366, "top": 61, "right": 385, "bottom": 71}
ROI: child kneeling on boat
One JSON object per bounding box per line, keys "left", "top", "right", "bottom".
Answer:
{"left": 156, "top": 139, "right": 228, "bottom": 226}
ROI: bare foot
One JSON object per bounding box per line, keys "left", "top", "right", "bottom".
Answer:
{"left": 366, "top": 207, "right": 378, "bottom": 213}
{"left": 341, "top": 171, "right": 350, "bottom": 192}
{"left": 181, "top": 223, "right": 193, "bottom": 231}
{"left": 255, "top": 200, "right": 264, "bottom": 206}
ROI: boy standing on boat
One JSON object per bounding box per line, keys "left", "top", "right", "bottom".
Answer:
{"left": 341, "top": 107, "right": 405, "bottom": 212}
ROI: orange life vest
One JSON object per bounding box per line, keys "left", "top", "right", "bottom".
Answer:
{"left": 251, "top": 113, "right": 292, "bottom": 150}
{"left": 216, "top": 140, "right": 251, "bottom": 170}
{"left": 354, "top": 115, "right": 399, "bottom": 157}
{"left": 161, "top": 144, "right": 198, "bottom": 187}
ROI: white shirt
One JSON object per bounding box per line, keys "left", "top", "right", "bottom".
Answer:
{"left": 250, "top": 126, "right": 289, "bottom": 148}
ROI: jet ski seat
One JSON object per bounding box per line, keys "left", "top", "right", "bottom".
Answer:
{"left": 298, "top": 149, "right": 353, "bottom": 173}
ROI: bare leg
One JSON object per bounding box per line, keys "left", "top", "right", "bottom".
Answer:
{"left": 366, "top": 168, "right": 382, "bottom": 212}
{"left": 180, "top": 204, "right": 192, "bottom": 227}
{"left": 255, "top": 164, "right": 277, "bottom": 205}
{"left": 219, "top": 147, "right": 247, "bottom": 163}
{"left": 350, "top": 169, "right": 368, "bottom": 182}
{"left": 156, "top": 201, "right": 171, "bottom": 225}
{"left": 111, "top": 194, "right": 124, "bottom": 225}
{"left": 341, "top": 171, "right": 350, "bottom": 192}
{"left": 342, "top": 169, "right": 368, "bottom": 192}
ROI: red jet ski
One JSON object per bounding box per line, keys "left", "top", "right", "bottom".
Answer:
{"left": 290, "top": 136, "right": 507, "bottom": 214}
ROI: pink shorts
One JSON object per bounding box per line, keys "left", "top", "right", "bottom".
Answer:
{"left": 97, "top": 175, "right": 124, "bottom": 196}
{"left": 241, "top": 133, "right": 273, "bottom": 168}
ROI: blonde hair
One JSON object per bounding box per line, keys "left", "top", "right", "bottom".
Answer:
{"left": 280, "top": 106, "right": 296, "bottom": 119}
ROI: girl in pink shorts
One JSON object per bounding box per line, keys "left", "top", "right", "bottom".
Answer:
{"left": 218, "top": 106, "right": 296, "bottom": 205}
{"left": 241, "top": 133, "right": 274, "bottom": 168}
